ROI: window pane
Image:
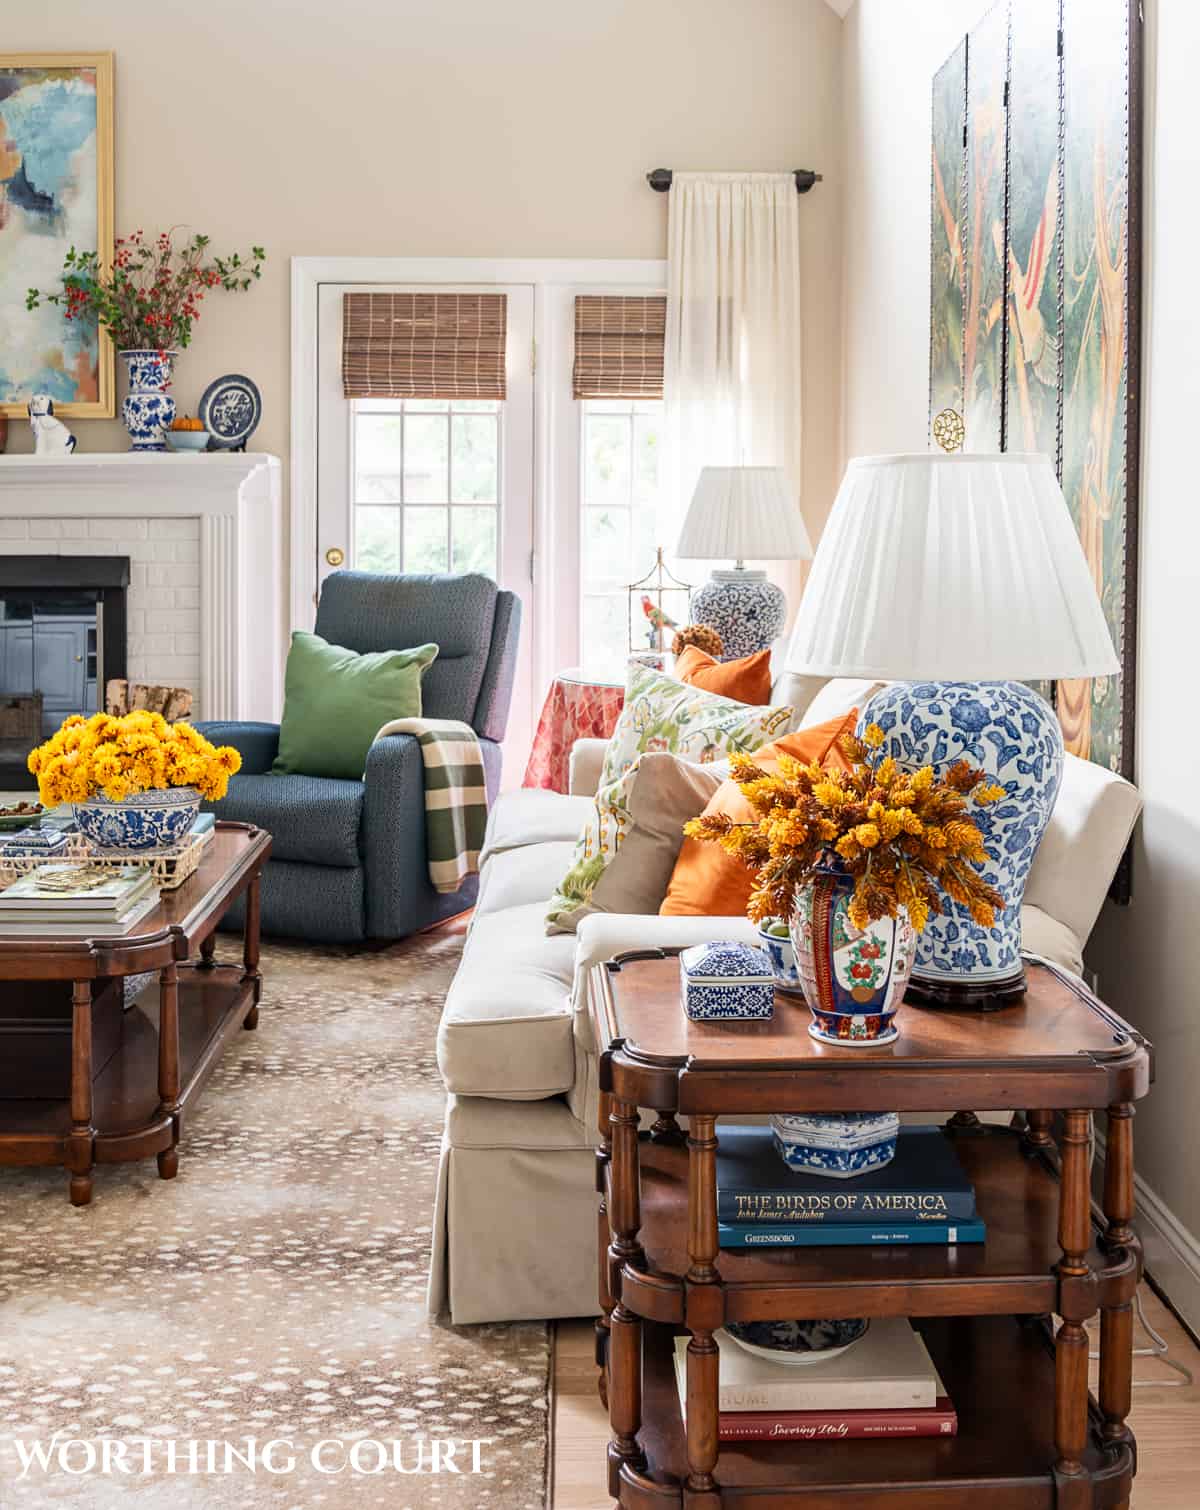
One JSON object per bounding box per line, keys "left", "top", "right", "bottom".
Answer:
{"left": 404, "top": 414, "right": 449, "bottom": 502}
{"left": 354, "top": 414, "right": 401, "bottom": 504}
{"left": 633, "top": 414, "right": 662, "bottom": 508}
{"left": 584, "top": 508, "right": 631, "bottom": 587}
{"left": 452, "top": 507, "right": 498, "bottom": 576}
{"left": 451, "top": 415, "right": 498, "bottom": 503}
{"left": 631, "top": 509, "right": 662, "bottom": 583}
{"left": 355, "top": 507, "right": 401, "bottom": 573}
{"left": 405, "top": 507, "right": 449, "bottom": 573}
{"left": 585, "top": 416, "right": 631, "bottom": 507}
{"left": 403, "top": 398, "right": 449, "bottom": 413}
{"left": 585, "top": 398, "right": 633, "bottom": 415}
{"left": 581, "top": 594, "right": 628, "bottom": 675}
{"left": 452, "top": 399, "right": 500, "bottom": 413}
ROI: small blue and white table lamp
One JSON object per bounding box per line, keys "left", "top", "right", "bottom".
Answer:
{"left": 676, "top": 466, "right": 813, "bottom": 660}
{"left": 785, "top": 451, "right": 1119, "bottom": 1010}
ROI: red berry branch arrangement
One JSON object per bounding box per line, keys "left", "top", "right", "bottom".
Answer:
{"left": 26, "top": 229, "right": 265, "bottom": 352}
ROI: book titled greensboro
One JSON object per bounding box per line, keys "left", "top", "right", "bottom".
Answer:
{"left": 717, "top": 1125, "right": 976, "bottom": 1225}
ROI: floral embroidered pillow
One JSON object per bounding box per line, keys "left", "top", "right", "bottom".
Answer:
{"left": 545, "top": 665, "right": 795, "bottom": 933}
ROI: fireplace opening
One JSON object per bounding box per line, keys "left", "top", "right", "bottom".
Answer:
{"left": 0, "top": 557, "right": 128, "bottom": 791}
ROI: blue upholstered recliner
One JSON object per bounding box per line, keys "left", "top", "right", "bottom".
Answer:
{"left": 198, "top": 570, "right": 521, "bottom": 943}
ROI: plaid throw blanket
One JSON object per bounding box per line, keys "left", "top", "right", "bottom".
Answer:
{"left": 372, "top": 718, "right": 488, "bottom": 893}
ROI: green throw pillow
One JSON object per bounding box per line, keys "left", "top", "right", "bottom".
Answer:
{"left": 273, "top": 631, "right": 439, "bottom": 780}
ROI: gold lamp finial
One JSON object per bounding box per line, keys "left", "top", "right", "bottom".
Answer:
{"left": 932, "top": 409, "right": 966, "bottom": 454}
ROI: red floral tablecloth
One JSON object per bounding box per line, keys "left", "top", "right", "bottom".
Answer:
{"left": 523, "top": 672, "right": 625, "bottom": 793}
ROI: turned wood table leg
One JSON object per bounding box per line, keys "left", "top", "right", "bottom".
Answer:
{"left": 596, "top": 1086, "right": 613, "bottom": 1409}
{"left": 156, "top": 962, "right": 181, "bottom": 1181}
{"left": 242, "top": 871, "right": 263, "bottom": 1027}
{"left": 1023, "top": 1108, "right": 1055, "bottom": 1156}
{"left": 67, "top": 979, "right": 94, "bottom": 1206}
{"left": 685, "top": 1113, "right": 721, "bottom": 1502}
{"left": 608, "top": 1097, "right": 645, "bottom": 1476}
{"left": 1100, "top": 1103, "right": 1136, "bottom": 1461}
{"left": 1054, "top": 1109, "right": 1094, "bottom": 1498}
{"left": 198, "top": 930, "right": 217, "bottom": 970}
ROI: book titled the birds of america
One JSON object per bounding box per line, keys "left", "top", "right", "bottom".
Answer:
{"left": 716, "top": 1125, "right": 977, "bottom": 1226}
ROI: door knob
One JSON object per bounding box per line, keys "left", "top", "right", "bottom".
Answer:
{"left": 325, "top": 546, "right": 346, "bottom": 567}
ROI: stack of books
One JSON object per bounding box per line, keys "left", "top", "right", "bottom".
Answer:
{"left": 716, "top": 1125, "right": 984, "bottom": 1248}
{"left": 674, "top": 1318, "right": 956, "bottom": 1441}
{"left": 0, "top": 864, "right": 160, "bottom": 937}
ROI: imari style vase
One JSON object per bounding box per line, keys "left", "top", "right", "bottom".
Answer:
{"left": 788, "top": 870, "right": 918, "bottom": 1046}
{"left": 119, "top": 349, "right": 178, "bottom": 451}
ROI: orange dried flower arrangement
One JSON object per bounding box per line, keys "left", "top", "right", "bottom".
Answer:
{"left": 684, "top": 724, "right": 1005, "bottom": 934}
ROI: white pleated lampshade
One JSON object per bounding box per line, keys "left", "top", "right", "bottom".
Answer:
{"left": 785, "top": 453, "right": 1119, "bottom": 681}
{"left": 676, "top": 466, "right": 813, "bottom": 562}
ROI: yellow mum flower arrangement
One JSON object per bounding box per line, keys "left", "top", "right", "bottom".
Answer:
{"left": 28, "top": 711, "right": 242, "bottom": 808}
{"left": 685, "top": 723, "right": 1005, "bottom": 936}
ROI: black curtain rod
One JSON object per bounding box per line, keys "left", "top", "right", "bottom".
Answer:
{"left": 647, "top": 168, "right": 823, "bottom": 194}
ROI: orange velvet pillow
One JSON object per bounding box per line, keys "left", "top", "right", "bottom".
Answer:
{"left": 673, "top": 645, "right": 773, "bottom": 706}
{"left": 660, "top": 710, "right": 858, "bottom": 918}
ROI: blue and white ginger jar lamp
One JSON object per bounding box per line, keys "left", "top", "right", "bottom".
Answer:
{"left": 676, "top": 466, "right": 812, "bottom": 661}
{"left": 784, "top": 449, "right": 1119, "bottom": 1009}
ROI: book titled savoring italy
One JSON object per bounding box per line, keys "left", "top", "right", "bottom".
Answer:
{"left": 716, "top": 1125, "right": 976, "bottom": 1226}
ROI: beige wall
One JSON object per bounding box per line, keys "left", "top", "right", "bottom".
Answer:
{"left": 4, "top": 0, "right": 846, "bottom": 555}
{"left": 842, "top": 0, "right": 1200, "bottom": 1307}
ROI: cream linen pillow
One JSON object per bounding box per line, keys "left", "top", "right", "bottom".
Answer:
{"left": 546, "top": 664, "right": 794, "bottom": 932}
{"left": 547, "top": 753, "right": 726, "bottom": 935}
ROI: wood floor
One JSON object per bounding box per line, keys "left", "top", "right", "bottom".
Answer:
{"left": 551, "top": 1285, "right": 1200, "bottom": 1509}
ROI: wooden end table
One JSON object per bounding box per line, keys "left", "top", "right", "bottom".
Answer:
{"left": 0, "top": 821, "right": 271, "bottom": 1206}
{"left": 588, "top": 950, "right": 1153, "bottom": 1509}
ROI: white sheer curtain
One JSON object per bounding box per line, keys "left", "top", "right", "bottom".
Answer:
{"left": 663, "top": 172, "right": 803, "bottom": 563}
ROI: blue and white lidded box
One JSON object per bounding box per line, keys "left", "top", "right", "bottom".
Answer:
{"left": 679, "top": 941, "right": 776, "bottom": 1021}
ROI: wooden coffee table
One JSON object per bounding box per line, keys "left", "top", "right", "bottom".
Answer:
{"left": 589, "top": 950, "right": 1154, "bottom": 1510}
{"left": 0, "top": 820, "right": 271, "bottom": 1205}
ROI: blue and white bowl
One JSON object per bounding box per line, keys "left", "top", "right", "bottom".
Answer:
{"left": 75, "top": 786, "right": 201, "bottom": 854}
{"left": 722, "top": 1318, "right": 869, "bottom": 1366}
{"left": 771, "top": 1110, "right": 900, "bottom": 1178}
{"left": 758, "top": 920, "right": 803, "bottom": 993}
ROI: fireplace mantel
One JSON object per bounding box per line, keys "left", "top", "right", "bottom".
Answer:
{"left": 0, "top": 452, "right": 282, "bottom": 722}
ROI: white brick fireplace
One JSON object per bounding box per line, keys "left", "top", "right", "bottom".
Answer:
{"left": 0, "top": 453, "right": 282, "bottom": 721}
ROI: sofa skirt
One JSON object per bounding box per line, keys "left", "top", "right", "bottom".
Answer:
{"left": 428, "top": 1094, "right": 599, "bottom": 1325}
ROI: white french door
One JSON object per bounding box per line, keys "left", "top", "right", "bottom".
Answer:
{"left": 316, "top": 283, "right": 535, "bottom": 778}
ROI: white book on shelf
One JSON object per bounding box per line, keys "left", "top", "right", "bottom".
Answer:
{"left": 673, "top": 1319, "right": 938, "bottom": 1414}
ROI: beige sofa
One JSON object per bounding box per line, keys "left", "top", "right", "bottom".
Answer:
{"left": 427, "top": 676, "right": 1143, "bottom": 1325}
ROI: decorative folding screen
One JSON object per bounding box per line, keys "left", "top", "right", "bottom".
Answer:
{"left": 928, "top": 0, "right": 1142, "bottom": 797}
{"left": 341, "top": 292, "right": 507, "bottom": 400}
{"left": 572, "top": 295, "right": 666, "bottom": 400}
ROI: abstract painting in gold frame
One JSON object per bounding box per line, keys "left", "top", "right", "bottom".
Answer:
{"left": 0, "top": 52, "right": 114, "bottom": 418}
{"left": 929, "top": 1, "right": 1141, "bottom": 790}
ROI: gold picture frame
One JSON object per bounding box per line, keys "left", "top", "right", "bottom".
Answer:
{"left": 0, "top": 51, "right": 114, "bottom": 418}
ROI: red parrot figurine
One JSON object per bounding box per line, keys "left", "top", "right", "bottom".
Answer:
{"left": 640, "top": 594, "right": 679, "bottom": 649}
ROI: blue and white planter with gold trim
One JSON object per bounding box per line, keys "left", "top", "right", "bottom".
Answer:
{"left": 75, "top": 785, "right": 201, "bottom": 853}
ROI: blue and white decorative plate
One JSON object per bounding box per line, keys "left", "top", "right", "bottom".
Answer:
{"left": 721, "top": 1318, "right": 869, "bottom": 1366}
{"left": 198, "top": 374, "right": 262, "bottom": 450}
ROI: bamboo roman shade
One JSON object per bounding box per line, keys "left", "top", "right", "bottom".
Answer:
{"left": 572, "top": 295, "right": 666, "bottom": 400}
{"left": 341, "top": 292, "right": 507, "bottom": 400}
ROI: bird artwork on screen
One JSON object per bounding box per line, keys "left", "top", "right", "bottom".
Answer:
{"left": 928, "top": 0, "right": 1141, "bottom": 790}
{"left": 0, "top": 53, "right": 114, "bottom": 418}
